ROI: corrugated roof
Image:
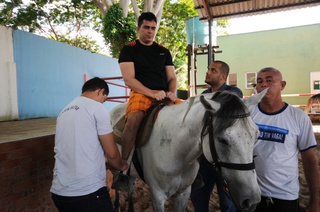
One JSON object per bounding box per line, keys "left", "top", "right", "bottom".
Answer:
{"left": 194, "top": 0, "right": 320, "bottom": 21}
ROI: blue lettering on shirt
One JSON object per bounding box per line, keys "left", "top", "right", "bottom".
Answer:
{"left": 256, "top": 124, "right": 288, "bottom": 143}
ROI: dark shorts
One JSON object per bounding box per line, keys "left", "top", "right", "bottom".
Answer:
{"left": 51, "top": 187, "right": 114, "bottom": 212}
{"left": 255, "top": 196, "right": 299, "bottom": 212}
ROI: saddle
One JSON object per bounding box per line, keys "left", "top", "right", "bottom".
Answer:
{"left": 113, "top": 101, "right": 167, "bottom": 148}
{"left": 112, "top": 100, "right": 182, "bottom": 189}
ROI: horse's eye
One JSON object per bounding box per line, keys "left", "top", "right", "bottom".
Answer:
{"left": 218, "top": 137, "right": 228, "bottom": 145}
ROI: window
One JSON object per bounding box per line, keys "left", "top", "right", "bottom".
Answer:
{"left": 245, "top": 72, "right": 257, "bottom": 89}
{"left": 314, "top": 80, "right": 320, "bottom": 90}
{"left": 228, "top": 73, "right": 237, "bottom": 87}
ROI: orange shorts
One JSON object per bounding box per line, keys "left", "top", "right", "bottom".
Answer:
{"left": 125, "top": 91, "right": 183, "bottom": 119}
{"left": 125, "top": 91, "right": 153, "bottom": 119}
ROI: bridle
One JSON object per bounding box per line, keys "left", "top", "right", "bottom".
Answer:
{"left": 201, "top": 112, "right": 255, "bottom": 172}
{"left": 199, "top": 93, "right": 256, "bottom": 172}
{"left": 200, "top": 111, "right": 256, "bottom": 201}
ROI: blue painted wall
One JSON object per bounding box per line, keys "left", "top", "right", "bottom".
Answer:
{"left": 13, "top": 30, "right": 124, "bottom": 119}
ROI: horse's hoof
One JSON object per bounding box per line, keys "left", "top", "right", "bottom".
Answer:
{"left": 112, "top": 173, "right": 130, "bottom": 192}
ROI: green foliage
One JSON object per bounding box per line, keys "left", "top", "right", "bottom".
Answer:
{"left": 156, "top": 0, "right": 197, "bottom": 90}
{"left": 0, "top": 0, "right": 230, "bottom": 83}
{"left": 156, "top": 0, "right": 228, "bottom": 90}
{"left": 0, "top": 0, "right": 103, "bottom": 53}
{"left": 101, "top": 3, "right": 137, "bottom": 58}
{"left": 59, "top": 36, "right": 101, "bottom": 53}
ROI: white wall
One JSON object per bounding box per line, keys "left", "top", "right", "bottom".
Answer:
{"left": 0, "top": 26, "right": 19, "bottom": 120}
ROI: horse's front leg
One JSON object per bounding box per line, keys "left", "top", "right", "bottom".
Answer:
{"left": 150, "top": 189, "right": 167, "bottom": 212}
{"left": 172, "top": 186, "right": 191, "bottom": 211}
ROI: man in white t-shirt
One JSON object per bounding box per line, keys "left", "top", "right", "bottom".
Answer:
{"left": 50, "top": 77, "right": 128, "bottom": 212}
{"left": 250, "top": 67, "right": 319, "bottom": 212}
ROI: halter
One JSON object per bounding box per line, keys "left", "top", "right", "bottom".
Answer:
{"left": 202, "top": 112, "right": 255, "bottom": 172}
{"left": 201, "top": 111, "right": 255, "bottom": 202}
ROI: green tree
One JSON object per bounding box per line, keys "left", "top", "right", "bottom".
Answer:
{"left": 101, "top": 3, "right": 136, "bottom": 58}
{"left": 156, "top": 0, "right": 197, "bottom": 90}
{"left": 0, "top": 0, "right": 103, "bottom": 53}
{"left": 156, "top": 0, "right": 228, "bottom": 90}
{"left": 1, "top": 0, "right": 228, "bottom": 89}
{"left": 100, "top": 0, "right": 228, "bottom": 89}
{"left": 100, "top": 0, "right": 198, "bottom": 89}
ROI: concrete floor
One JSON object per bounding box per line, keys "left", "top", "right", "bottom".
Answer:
{"left": 0, "top": 117, "right": 56, "bottom": 144}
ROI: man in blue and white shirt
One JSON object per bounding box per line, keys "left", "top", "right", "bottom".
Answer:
{"left": 250, "top": 67, "right": 319, "bottom": 212}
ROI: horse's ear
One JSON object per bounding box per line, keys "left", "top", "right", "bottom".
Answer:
{"left": 242, "top": 88, "right": 269, "bottom": 107}
{"left": 200, "top": 95, "right": 220, "bottom": 113}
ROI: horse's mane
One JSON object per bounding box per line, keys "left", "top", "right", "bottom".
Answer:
{"left": 202, "top": 91, "right": 248, "bottom": 136}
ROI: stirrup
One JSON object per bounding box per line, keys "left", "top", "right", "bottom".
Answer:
{"left": 112, "top": 172, "right": 130, "bottom": 192}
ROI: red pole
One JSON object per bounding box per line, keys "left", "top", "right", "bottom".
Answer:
{"left": 84, "top": 74, "right": 89, "bottom": 82}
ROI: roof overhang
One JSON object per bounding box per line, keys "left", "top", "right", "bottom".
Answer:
{"left": 193, "top": 0, "right": 320, "bottom": 21}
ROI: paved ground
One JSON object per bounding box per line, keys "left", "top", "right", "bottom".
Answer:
{"left": 0, "top": 117, "right": 57, "bottom": 144}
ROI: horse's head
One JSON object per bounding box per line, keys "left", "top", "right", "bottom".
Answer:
{"left": 199, "top": 89, "right": 267, "bottom": 212}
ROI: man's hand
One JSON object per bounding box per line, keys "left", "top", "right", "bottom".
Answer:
{"left": 166, "top": 91, "right": 177, "bottom": 102}
{"left": 152, "top": 90, "right": 166, "bottom": 100}
{"left": 106, "top": 160, "right": 128, "bottom": 172}
{"left": 120, "top": 160, "right": 129, "bottom": 171}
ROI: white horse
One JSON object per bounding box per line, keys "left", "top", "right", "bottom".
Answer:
{"left": 110, "top": 90, "right": 267, "bottom": 212}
